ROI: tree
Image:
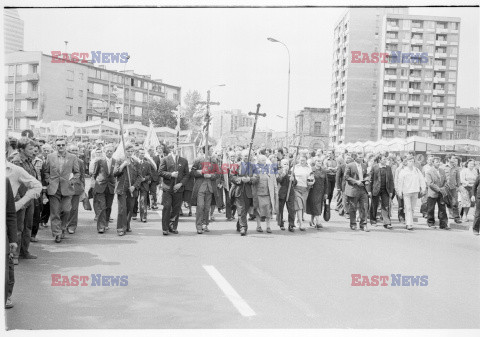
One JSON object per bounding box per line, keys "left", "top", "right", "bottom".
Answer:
{"left": 183, "top": 90, "right": 205, "bottom": 131}
{"left": 142, "top": 98, "right": 188, "bottom": 129}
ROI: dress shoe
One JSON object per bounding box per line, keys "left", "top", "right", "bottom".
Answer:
{"left": 98, "top": 228, "right": 105, "bottom": 233}
{"left": 19, "top": 253, "right": 37, "bottom": 259}
{"left": 41, "top": 222, "right": 49, "bottom": 228}
{"left": 172, "top": 230, "right": 179, "bottom": 234}
{"left": 226, "top": 217, "right": 235, "bottom": 221}
{"left": 13, "top": 258, "right": 19, "bottom": 265}
{"left": 163, "top": 231, "right": 169, "bottom": 236}
{"left": 350, "top": 224, "right": 356, "bottom": 230}
{"left": 5, "top": 298, "right": 13, "bottom": 309}
{"left": 105, "top": 226, "right": 110, "bottom": 230}
{"left": 68, "top": 228, "right": 75, "bottom": 234}
{"left": 384, "top": 224, "right": 393, "bottom": 230}
{"left": 188, "top": 211, "right": 192, "bottom": 217}
{"left": 117, "top": 231, "right": 125, "bottom": 236}
{"left": 240, "top": 228, "right": 246, "bottom": 236}
{"left": 359, "top": 225, "right": 365, "bottom": 231}
{"left": 256, "top": 226, "right": 263, "bottom": 233}
{"left": 197, "top": 230, "right": 203, "bottom": 234}
{"left": 440, "top": 226, "right": 451, "bottom": 230}
{"left": 141, "top": 219, "right": 147, "bottom": 223}
{"left": 371, "top": 221, "right": 377, "bottom": 225}
{"left": 61, "top": 231, "right": 66, "bottom": 239}
{"left": 109, "top": 218, "right": 113, "bottom": 223}
{"left": 55, "top": 235, "right": 62, "bottom": 243}
{"left": 248, "top": 215, "right": 256, "bottom": 221}
{"left": 210, "top": 215, "right": 215, "bottom": 221}
{"left": 454, "top": 219, "right": 462, "bottom": 224}
{"left": 288, "top": 225, "right": 295, "bottom": 232}
{"left": 299, "top": 227, "right": 306, "bottom": 231}
{"left": 364, "top": 223, "right": 370, "bottom": 232}
{"left": 316, "top": 223, "right": 323, "bottom": 229}
{"left": 132, "top": 216, "right": 137, "bottom": 220}
{"left": 280, "top": 225, "right": 285, "bottom": 231}
{"left": 203, "top": 225, "right": 210, "bottom": 232}
{"left": 126, "top": 228, "right": 132, "bottom": 232}
{"left": 407, "top": 226, "right": 414, "bottom": 231}
{"left": 266, "top": 227, "right": 272, "bottom": 233}
{"left": 30, "top": 236, "right": 38, "bottom": 242}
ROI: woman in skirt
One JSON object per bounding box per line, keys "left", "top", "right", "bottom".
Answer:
{"left": 306, "top": 156, "right": 329, "bottom": 229}
{"left": 293, "top": 154, "right": 313, "bottom": 231}
{"left": 459, "top": 159, "right": 479, "bottom": 221}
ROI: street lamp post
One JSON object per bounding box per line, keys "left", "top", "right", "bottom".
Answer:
{"left": 268, "top": 37, "right": 291, "bottom": 151}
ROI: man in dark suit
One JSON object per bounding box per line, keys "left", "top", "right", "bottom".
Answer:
{"left": 277, "top": 158, "right": 296, "bottom": 231}
{"left": 114, "top": 143, "right": 143, "bottom": 236}
{"left": 91, "top": 144, "right": 116, "bottom": 233}
{"left": 5, "top": 178, "right": 18, "bottom": 309}
{"left": 191, "top": 146, "right": 220, "bottom": 234}
{"left": 472, "top": 174, "right": 480, "bottom": 236}
{"left": 425, "top": 157, "right": 449, "bottom": 229}
{"left": 159, "top": 144, "right": 189, "bottom": 235}
{"left": 43, "top": 138, "right": 80, "bottom": 243}
{"left": 336, "top": 154, "right": 352, "bottom": 218}
{"left": 137, "top": 149, "right": 152, "bottom": 223}
{"left": 148, "top": 147, "right": 161, "bottom": 210}
{"left": 344, "top": 153, "right": 370, "bottom": 232}
{"left": 369, "top": 154, "right": 394, "bottom": 229}
{"left": 66, "top": 145, "right": 85, "bottom": 234}
{"left": 231, "top": 149, "right": 259, "bottom": 236}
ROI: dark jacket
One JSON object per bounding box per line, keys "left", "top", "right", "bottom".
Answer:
{"left": 6, "top": 178, "right": 17, "bottom": 255}
{"left": 472, "top": 175, "right": 480, "bottom": 200}
{"left": 336, "top": 162, "right": 347, "bottom": 191}
{"left": 113, "top": 158, "right": 143, "bottom": 196}
{"left": 11, "top": 152, "right": 38, "bottom": 197}
{"left": 158, "top": 154, "right": 189, "bottom": 193}
{"left": 92, "top": 157, "right": 116, "bottom": 194}
{"left": 369, "top": 164, "right": 394, "bottom": 196}
{"left": 190, "top": 157, "right": 221, "bottom": 205}
{"left": 277, "top": 166, "right": 296, "bottom": 200}
{"left": 137, "top": 159, "right": 152, "bottom": 192}
{"left": 344, "top": 161, "right": 370, "bottom": 198}
{"left": 72, "top": 158, "right": 86, "bottom": 196}
{"left": 230, "top": 161, "right": 259, "bottom": 199}
{"left": 150, "top": 155, "right": 161, "bottom": 182}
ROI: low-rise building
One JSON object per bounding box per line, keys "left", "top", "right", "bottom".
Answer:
{"left": 454, "top": 107, "right": 480, "bottom": 140}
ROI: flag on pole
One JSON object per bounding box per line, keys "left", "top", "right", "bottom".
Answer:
{"left": 113, "top": 129, "right": 130, "bottom": 161}
{"left": 143, "top": 120, "right": 161, "bottom": 170}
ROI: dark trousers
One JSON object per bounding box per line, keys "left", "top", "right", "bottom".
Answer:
{"left": 447, "top": 188, "right": 460, "bottom": 220}
{"left": 133, "top": 195, "right": 139, "bottom": 216}
{"left": 66, "top": 194, "right": 81, "bottom": 231}
{"left": 224, "top": 188, "right": 236, "bottom": 219}
{"left": 348, "top": 191, "right": 368, "bottom": 226}
{"left": 161, "top": 190, "right": 183, "bottom": 231}
{"left": 327, "top": 175, "right": 336, "bottom": 203}
{"left": 473, "top": 199, "right": 480, "bottom": 233}
{"left": 370, "top": 189, "right": 391, "bottom": 225}
{"left": 49, "top": 188, "right": 72, "bottom": 237}
{"left": 397, "top": 195, "right": 405, "bottom": 222}
{"left": 195, "top": 189, "right": 213, "bottom": 230}
{"left": 149, "top": 181, "right": 158, "bottom": 206}
{"left": 40, "top": 197, "right": 50, "bottom": 224}
{"left": 5, "top": 254, "right": 14, "bottom": 302}
{"left": 117, "top": 192, "right": 136, "bottom": 233}
{"left": 15, "top": 200, "right": 34, "bottom": 258}
{"left": 139, "top": 189, "right": 149, "bottom": 220}
{"left": 94, "top": 190, "right": 114, "bottom": 231}
{"left": 32, "top": 198, "right": 42, "bottom": 238}
{"left": 427, "top": 196, "right": 448, "bottom": 227}
{"left": 235, "top": 192, "right": 253, "bottom": 230}
{"left": 278, "top": 196, "right": 295, "bottom": 227}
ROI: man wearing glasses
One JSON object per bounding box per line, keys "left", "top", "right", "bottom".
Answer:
{"left": 43, "top": 138, "right": 80, "bottom": 243}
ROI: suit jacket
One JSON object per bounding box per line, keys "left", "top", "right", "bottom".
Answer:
{"left": 190, "top": 157, "right": 221, "bottom": 205}
{"left": 473, "top": 175, "right": 480, "bottom": 200}
{"left": 277, "top": 167, "right": 296, "bottom": 200}
{"left": 44, "top": 152, "right": 80, "bottom": 196}
{"left": 230, "top": 161, "right": 259, "bottom": 199}
{"left": 336, "top": 162, "right": 347, "bottom": 191}
{"left": 344, "top": 161, "right": 369, "bottom": 198}
{"left": 113, "top": 158, "right": 143, "bottom": 196}
{"left": 150, "top": 155, "right": 161, "bottom": 182}
{"left": 369, "top": 164, "right": 394, "bottom": 196}
{"left": 92, "top": 157, "right": 116, "bottom": 194}
{"left": 138, "top": 159, "right": 153, "bottom": 191}
{"left": 158, "top": 154, "right": 189, "bottom": 193}
{"left": 73, "top": 158, "right": 86, "bottom": 196}
{"left": 425, "top": 167, "right": 447, "bottom": 198}
{"left": 252, "top": 169, "right": 278, "bottom": 215}
{"left": 6, "top": 178, "right": 18, "bottom": 254}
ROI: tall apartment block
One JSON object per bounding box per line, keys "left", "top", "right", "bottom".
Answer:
{"left": 4, "top": 9, "right": 24, "bottom": 53}
{"left": 329, "top": 8, "right": 460, "bottom": 145}
{"left": 5, "top": 51, "right": 181, "bottom": 132}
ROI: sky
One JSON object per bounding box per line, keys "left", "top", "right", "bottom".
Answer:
{"left": 17, "top": 6, "right": 480, "bottom": 131}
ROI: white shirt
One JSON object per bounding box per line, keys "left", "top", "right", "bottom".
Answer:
{"left": 356, "top": 162, "right": 363, "bottom": 181}
{"left": 6, "top": 162, "right": 42, "bottom": 211}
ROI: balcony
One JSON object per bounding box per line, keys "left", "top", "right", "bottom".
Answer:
{"left": 447, "top": 103, "right": 455, "bottom": 107}
{"left": 425, "top": 40, "right": 435, "bottom": 45}
{"left": 433, "top": 77, "right": 446, "bottom": 83}
{"left": 383, "top": 99, "right": 397, "bottom": 105}
{"left": 408, "top": 101, "right": 421, "bottom": 106}
{"left": 448, "top": 40, "right": 459, "bottom": 46}
{"left": 423, "top": 101, "right": 432, "bottom": 106}
{"left": 386, "top": 24, "right": 399, "bottom": 31}
{"left": 398, "top": 101, "right": 408, "bottom": 105}
{"left": 447, "top": 76, "right": 456, "bottom": 82}
{"left": 383, "top": 111, "right": 396, "bottom": 117}
{"left": 431, "top": 126, "right": 444, "bottom": 132}
{"left": 25, "top": 73, "right": 39, "bottom": 81}
{"left": 434, "top": 65, "right": 446, "bottom": 70}
{"left": 400, "top": 63, "right": 410, "bottom": 68}
{"left": 399, "top": 88, "right": 408, "bottom": 92}
{"left": 384, "top": 87, "right": 397, "bottom": 93}
{"left": 446, "top": 114, "right": 455, "bottom": 119}
{"left": 436, "top": 28, "right": 448, "bottom": 33}
{"left": 25, "top": 92, "right": 38, "bottom": 100}
{"left": 449, "top": 54, "right": 458, "bottom": 58}
{"left": 401, "top": 39, "right": 410, "bottom": 44}
{"left": 386, "top": 38, "right": 399, "bottom": 43}
{"left": 409, "top": 76, "right": 422, "bottom": 81}
{"left": 398, "top": 112, "right": 407, "bottom": 117}
{"left": 431, "top": 114, "right": 444, "bottom": 120}
{"left": 382, "top": 123, "right": 395, "bottom": 130}
{"left": 435, "top": 40, "right": 448, "bottom": 46}
{"left": 408, "top": 112, "right": 420, "bottom": 118}
{"left": 411, "top": 39, "right": 423, "bottom": 44}
{"left": 385, "top": 63, "right": 398, "bottom": 68}
{"left": 435, "top": 52, "right": 447, "bottom": 58}
{"left": 433, "top": 102, "right": 445, "bottom": 107}
{"left": 424, "top": 77, "right": 433, "bottom": 82}
{"left": 450, "top": 66, "right": 457, "bottom": 71}
{"left": 447, "top": 90, "right": 455, "bottom": 95}
{"left": 445, "top": 127, "right": 454, "bottom": 131}
{"left": 450, "top": 29, "right": 459, "bottom": 34}
{"left": 433, "top": 89, "right": 445, "bottom": 95}
{"left": 407, "top": 125, "right": 420, "bottom": 131}
{"left": 408, "top": 88, "right": 421, "bottom": 94}
{"left": 424, "top": 89, "right": 432, "bottom": 94}
{"left": 411, "top": 27, "right": 423, "bottom": 33}
{"left": 410, "top": 64, "right": 422, "bottom": 69}
{"left": 384, "top": 74, "right": 397, "bottom": 80}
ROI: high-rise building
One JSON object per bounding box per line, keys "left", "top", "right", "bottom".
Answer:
{"left": 5, "top": 51, "right": 181, "bottom": 132}
{"left": 4, "top": 9, "right": 24, "bottom": 53}
{"left": 210, "top": 109, "right": 254, "bottom": 138}
{"left": 330, "top": 8, "right": 461, "bottom": 145}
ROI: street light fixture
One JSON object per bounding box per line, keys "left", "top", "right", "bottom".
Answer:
{"left": 268, "top": 37, "right": 291, "bottom": 151}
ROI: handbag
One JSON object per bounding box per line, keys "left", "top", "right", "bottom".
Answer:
{"left": 323, "top": 200, "right": 331, "bottom": 222}
{"left": 83, "top": 196, "right": 92, "bottom": 211}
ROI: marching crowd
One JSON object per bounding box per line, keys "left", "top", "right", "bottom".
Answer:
{"left": 5, "top": 129, "right": 480, "bottom": 309}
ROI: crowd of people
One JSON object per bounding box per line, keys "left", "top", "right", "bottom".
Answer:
{"left": 5, "top": 129, "right": 480, "bottom": 309}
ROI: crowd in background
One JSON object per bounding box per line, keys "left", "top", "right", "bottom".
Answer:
{"left": 5, "top": 129, "right": 480, "bottom": 309}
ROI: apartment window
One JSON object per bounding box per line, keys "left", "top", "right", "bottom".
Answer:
{"left": 451, "top": 22, "right": 459, "bottom": 30}
{"left": 436, "top": 34, "right": 447, "bottom": 41}
{"left": 398, "top": 118, "right": 407, "bottom": 125}
{"left": 412, "top": 20, "right": 423, "bottom": 29}
{"left": 425, "top": 21, "right": 435, "bottom": 29}
{"left": 16, "top": 66, "right": 22, "bottom": 75}
{"left": 437, "top": 22, "right": 448, "bottom": 29}
{"left": 423, "top": 119, "right": 431, "bottom": 127}
{"left": 7, "top": 118, "right": 13, "bottom": 130}
{"left": 78, "top": 107, "right": 83, "bottom": 114}
{"left": 15, "top": 101, "right": 21, "bottom": 110}
{"left": 412, "top": 33, "right": 423, "bottom": 39}
{"left": 409, "top": 70, "right": 421, "bottom": 77}
{"left": 409, "top": 107, "right": 420, "bottom": 113}
{"left": 387, "top": 32, "right": 398, "bottom": 39}
{"left": 469, "top": 120, "right": 476, "bottom": 126}
{"left": 385, "top": 69, "right": 396, "bottom": 75}
{"left": 449, "top": 59, "right": 457, "bottom": 68}
{"left": 32, "top": 65, "right": 38, "bottom": 74}
{"left": 32, "top": 83, "right": 38, "bottom": 92}
{"left": 446, "top": 108, "right": 455, "bottom": 116}
{"left": 434, "top": 71, "right": 445, "bottom": 78}
{"left": 433, "top": 133, "right": 443, "bottom": 139}
{"left": 448, "top": 71, "right": 457, "bottom": 80}
{"left": 66, "top": 105, "right": 73, "bottom": 115}
{"left": 455, "top": 119, "right": 462, "bottom": 125}
{"left": 382, "top": 130, "right": 394, "bottom": 138}
{"left": 15, "top": 83, "right": 22, "bottom": 93}
{"left": 424, "top": 82, "right": 433, "bottom": 90}
{"left": 79, "top": 72, "right": 84, "bottom": 80}
{"left": 384, "top": 93, "right": 396, "bottom": 100}
{"left": 67, "top": 70, "right": 74, "bottom": 81}
{"left": 384, "top": 81, "right": 396, "bottom": 87}
{"left": 407, "top": 131, "right": 419, "bottom": 137}
{"left": 399, "top": 106, "right": 407, "bottom": 113}
{"left": 382, "top": 117, "right": 394, "bottom": 124}
{"left": 432, "top": 96, "right": 444, "bottom": 103}
{"left": 314, "top": 122, "right": 322, "bottom": 135}
{"left": 8, "top": 65, "right": 15, "bottom": 75}
{"left": 445, "top": 120, "right": 454, "bottom": 128}
{"left": 173, "top": 93, "right": 179, "bottom": 101}
{"left": 101, "top": 71, "right": 109, "bottom": 81}
{"left": 79, "top": 90, "right": 83, "bottom": 97}
{"left": 409, "top": 82, "right": 421, "bottom": 89}
{"left": 434, "top": 83, "right": 445, "bottom": 90}
{"left": 434, "top": 59, "right": 446, "bottom": 66}
{"left": 407, "top": 119, "right": 419, "bottom": 125}
{"left": 409, "top": 94, "right": 421, "bottom": 101}
{"left": 400, "top": 69, "right": 408, "bottom": 77}
{"left": 450, "top": 46, "right": 458, "bottom": 55}
{"left": 386, "top": 44, "right": 398, "bottom": 51}
{"left": 67, "top": 88, "right": 74, "bottom": 98}
{"left": 425, "top": 44, "right": 435, "bottom": 53}
{"left": 425, "top": 70, "right": 434, "bottom": 78}
{"left": 447, "top": 96, "right": 455, "bottom": 104}
{"left": 449, "top": 34, "right": 459, "bottom": 42}
{"left": 432, "top": 120, "right": 444, "bottom": 127}
{"left": 433, "top": 108, "right": 444, "bottom": 115}
{"left": 387, "top": 19, "right": 398, "bottom": 27}
{"left": 31, "top": 101, "right": 38, "bottom": 110}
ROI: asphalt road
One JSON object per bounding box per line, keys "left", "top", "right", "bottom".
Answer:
{"left": 5, "top": 194, "right": 480, "bottom": 329}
